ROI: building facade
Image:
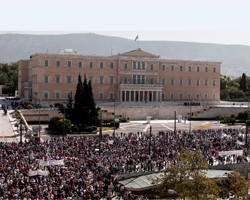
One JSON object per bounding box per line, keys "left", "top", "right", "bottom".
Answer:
{"left": 18, "top": 49, "right": 221, "bottom": 105}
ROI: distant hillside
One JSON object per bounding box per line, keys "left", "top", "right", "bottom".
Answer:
{"left": 1, "top": 33, "right": 250, "bottom": 77}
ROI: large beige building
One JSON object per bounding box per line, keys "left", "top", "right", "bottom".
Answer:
{"left": 18, "top": 48, "right": 221, "bottom": 106}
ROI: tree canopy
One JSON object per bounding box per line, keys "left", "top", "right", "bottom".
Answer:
{"left": 154, "top": 149, "right": 219, "bottom": 200}
{"left": 0, "top": 62, "right": 18, "bottom": 95}
{"left": 65, "top": 74, "right": 99, "bottom": 130}
{"left": 220, "top": 73, "right": 250, "bottom": 101}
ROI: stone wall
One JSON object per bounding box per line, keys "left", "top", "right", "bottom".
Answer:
{"left": 101, "top": 104, "right": 250, "bottom": 120}
{"left": 209, "top": 163, "right": 250, "bottom": 178}
{"left": 20, "top": 104, "right": 250, "bottom": 122}
{"left": 20, "top": 109, "right": 62, "bottom": 122}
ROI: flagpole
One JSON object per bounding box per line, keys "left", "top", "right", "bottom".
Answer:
{"left": 134, "top": 35, "right": 139, "bottom": 49}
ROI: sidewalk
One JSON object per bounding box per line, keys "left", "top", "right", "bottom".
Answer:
{"left": 0, "top": 109, "right": 19, "bottom": 142}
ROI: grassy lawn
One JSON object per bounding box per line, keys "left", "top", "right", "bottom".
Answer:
{"left": 97, "top": 127, "right": 113, "bottom": 131}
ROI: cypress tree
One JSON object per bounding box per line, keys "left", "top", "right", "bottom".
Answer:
{"left": 73, "top": 74, "right": 84, "bottom": 127}
{"left": 65, "top": 92, "right": 74, "bottom": 120}
{"left": 240, "top": 73, "right": 247, "bottom": 92}
{"left": 81, "top": 74, "right": 89, "bottom": 126}
{"left": 86, "top": 78, "right": 98, "bottom": 126}
{"left": 72, "top": 74, "right": 99, "bottom": 129}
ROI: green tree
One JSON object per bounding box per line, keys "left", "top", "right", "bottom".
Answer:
{"left": 217, "top": 172, "right": 249, "bottom": 199}
{"left": 238, "top": 111, "right": 249, "bottom": 122}
{"left": 240, "top": 73, "right": 248, "bottom": 92}
{"left": 0, "top": 62, "right": 18, "bottom": 95}
{"left": 48, "top": 116, "right": 61, "bottom": 134}
{"left": 0, "top": 74, "right": 8, "bottom": 85}
{"left": 57, "top": 117, "right": 72, "bottom": 134}
{"left": 223, "top": 116, "right": 236, "bottom": 125}
{"left": 220, "top": 75, "right": 229, "bottom": 90}
{"left": 228, "top": 172, "right": 249, "bottom": 199}
{"left": 81, "top": 74, "right": 89, "bottom": 126}
{"left": 73, "top": 74, "right": 85, "bottom": 127}
{"left": 154, "top": 149, "right": 219, "bottom": 199}
{"left": 220, "top": 89, "right": 230, "bottom": 100}
{"left": 85, "top": 76, "right": 98, "bottom": 126}
{"left": 72, "top": 74, "right": 99, "bottom": 130}
{"left": 65, "top": 92, "right": 74, "bottom": 120}
{"left": 48, "top": 116, "right": 72, "bottom": 135}
{"left": 228, "top": 86, "right": 245, "bottom": 99}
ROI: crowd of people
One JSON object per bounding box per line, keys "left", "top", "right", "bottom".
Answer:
{"left": 0, "top": 127, "right": 248, "bottom": 199}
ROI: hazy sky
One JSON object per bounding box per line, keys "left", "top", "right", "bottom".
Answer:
{"left": 1, "top": 0, "right": 250, "bottom": 45}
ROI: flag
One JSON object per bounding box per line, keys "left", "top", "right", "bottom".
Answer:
{"left": 135, "top": 35, "right": 139, "bottom": 41}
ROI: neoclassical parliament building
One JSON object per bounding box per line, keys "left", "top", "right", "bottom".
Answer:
{"left": 18, "top": 48, "right": 221, "bottom": 106}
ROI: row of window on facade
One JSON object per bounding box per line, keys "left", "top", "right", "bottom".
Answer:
{"left": 40, "top": 91, "right": 216, "bottom": 101}
{"left": 44, "top": 59, "right": 113, "bottom": 68}
{"left": 44, "top": 59, "right": 217, "bottom": 73}
{"left": 42, "top": 75, "right": 217, "bottom": 86}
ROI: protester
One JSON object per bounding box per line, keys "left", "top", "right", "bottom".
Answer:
{"left": 0, "top": 127, "right": 248, "bottom": 199}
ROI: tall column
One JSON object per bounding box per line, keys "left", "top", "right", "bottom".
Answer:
{"left": 124, "top": 90, "right": 127, "bottom": 102}
{"left": 142, "top": 91, "right": 145, "bottom": 102}
{"left": 129, "top": 90, "right": 131, "bottom": 102}
{"left": 138, "top": 91, "right": 140, "bottom": 102}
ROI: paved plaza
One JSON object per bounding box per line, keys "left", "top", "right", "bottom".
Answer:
{"left": 0, "top": 96, "right": 245, "bottom": 142}
{"left": 0, "top": 97, "right": 24, "bottom": 142}
{"left": 116, "top": 119, "right": 243, "bottom": 135}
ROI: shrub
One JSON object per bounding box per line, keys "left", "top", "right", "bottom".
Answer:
{"left": 71, "top": 125, "right": 79, "bottom": 133}
{"left": 48, "top": 116, "right": 72, "bottom": 135}
{"left": 223, "top": 116, "right": 236, "bottom": 125}
{"left": 26, "top": 104, "right": 33, "bottom": 109}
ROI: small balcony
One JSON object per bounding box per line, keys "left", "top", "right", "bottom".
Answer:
{"left": 119, "top": 83, "right": 163, "bottom": 91}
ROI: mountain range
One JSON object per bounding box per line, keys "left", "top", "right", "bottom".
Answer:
{"left": 0, "top": 33, "right": 249, "bottom": 78}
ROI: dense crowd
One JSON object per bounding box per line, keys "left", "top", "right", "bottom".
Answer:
{"left": 0, "top": 127, "right": 248, "bottom": 199}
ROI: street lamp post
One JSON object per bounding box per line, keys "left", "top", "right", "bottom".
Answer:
{"left": 38, "top": 100, "right": 41, "bottom": 140}
{"left": 113, "top": 99, "right": 117, "bottom": 137}
{"left": 248, "top": 99, "right": 249, "bottom": 112}
{"left": 246, "top": 123, "right": 249, "bottom": 150}
{"left": 99, "top": 110, "right": 103, "bottom": 156}
{"left": 189, "top": 102, "right": 192, "bottom": 134}
{"left": 63, "top": 104, "right": 65, "bottom": 135}
{"left": 174, "top": 111, "right": 176, "bottom": 135}
{"left": 245, "top": 120, "right": 250, "bottom": 152}
{"left": 149, "top": 126, "right": 152, "bottom": 155}
{"left": 20, "top": 123, "right": 23, "bottom": 145}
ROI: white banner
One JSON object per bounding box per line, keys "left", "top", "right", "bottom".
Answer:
{"left": 218, "top": 150, "right": 243, "bottom": 156}
{"left": 49, "top": 159, "right": 64, "bottom": 166}
{"left": 108, "top": 140, "right": 114, "bottom": 145}
{"left": 39, "top": 160, "right": 50, "bottom": 167}
{"left": 37, "top": 169, "right": 49, "bottom": 176}
{"left": 28, "top": 169, "right": 49, "bottom": 176}
{"left": 39, "top": 159, "right": 64, "bottom": 167}
{"left": 28, "top": 170, "right": 37, "bottom": 177}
